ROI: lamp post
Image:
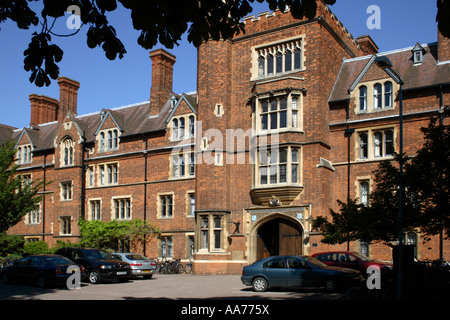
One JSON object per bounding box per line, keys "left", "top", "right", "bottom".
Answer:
{"left": 374, "top": 56, "right": 404, "bottom": 300}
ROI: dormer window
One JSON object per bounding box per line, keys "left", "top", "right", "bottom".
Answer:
{"left": 98, "top": 129, "right": 119, "bottom": 152}
{"left": 171, "top": 115, "right": 196, "bottom": 141}
{"left": 17, "top": 145, "right": 33, "bottom": 164}
{"left": 412, "top": 43, "right": 424, "bottom": 64}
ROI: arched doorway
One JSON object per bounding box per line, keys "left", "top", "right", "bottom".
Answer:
{"left": 256, "top": 217, "right": 303, "bottom": 261}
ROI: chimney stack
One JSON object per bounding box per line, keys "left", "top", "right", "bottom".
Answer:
{"left": 357, "top": 35, "right": 379, "bottom": 55}
{"left": 29, "top": 94, "right": 59, "bottom": 127}
{"left": 438, "top": 28, "right": 450, "bottom": 63}
{"left": 57, "top": 76, "right": 80, "bottom": 122}
{"left": 149, "top": 49, "right": 176, "bottom": 116}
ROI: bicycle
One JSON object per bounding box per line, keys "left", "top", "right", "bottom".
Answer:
{"left": 184, "top": 257, "right": 192, "bottom": 274}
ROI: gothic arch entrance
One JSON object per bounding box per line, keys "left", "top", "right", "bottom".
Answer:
{"left": 256, "top": 216, "right": 303, "bottom": 261}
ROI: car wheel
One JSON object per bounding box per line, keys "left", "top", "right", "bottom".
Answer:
{"left": 252, "top": 277, "right": 268, "bottom": 292}
{"left": 324, "top": 277, "right": 338, "bottom": 292}
{"left": 37, "top": 276, "right": 47, "bottom": 288}
{"left": 88, "top": 269, "right": 101, "bottom": 284}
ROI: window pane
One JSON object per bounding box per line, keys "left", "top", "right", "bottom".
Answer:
{"left": 276, "top": 53, "right": 283, "bottom": 73}
{"left": 270, "top": 100, "right": 278, "bottom": 111}
{"left": 267, "top": 54, "right": 274, "bottom": 75}
{"left": 285, "top": 50, "right": 292, "bottom": 72}
{"left": 260, "top": 166, "right": 267, "bottom": 184}
{"left": 360, "top": 181, "right": 369, "bottom": 205}
{"left": 261, "top": 114, "right": 268, "bottom": 130}
{"left": 384, "top": 82, "right": 392, "bottom": 107}
{"left": 261, "top": 100, "right": 268, "bottom": 113}
{"left": 258, "top": 56, "right": 265, "bottom": 77}
{"left": 291, "top": 164, "right": 298, "bottom": 183}
{"left": 270, "top": 112, "right": 278, "bottom": 130}
{"left": 374, "top": 84, "right": 382, "bottom": 108}
{"left": 385, "top": 130, "right": 394, "bottom": 156}
{"left": 214, "top": 230, "right": 221, "bottom": 249}
{"left": 279, "top": 110, "right": 287, "bottom": 128}
{"left": 294, "top": 49, "right": 301, "bottom": 69}
{"left": 292, "top": 149, "right": 298, "bottom": 163}
{"left": 360, "top": 133, "right": 368, "bottom": 159}
{"left": 279, "top": 164, "right": 286, "bottom": 183}
{"left": 359, "top": 86, "right": 367, "bottom": 111}
{"left": 374, "top": 132, "right": 383, "bottom": 157}
{"left": 270, "top": 165, "right": 277, "bottom": 184}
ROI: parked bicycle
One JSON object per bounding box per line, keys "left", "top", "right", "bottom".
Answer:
{"left": 157, "top": 258, "right": 185, "bottom": 274}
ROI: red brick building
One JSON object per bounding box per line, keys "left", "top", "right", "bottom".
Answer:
{"left": 3, "top": 1, "right": 450, "bottom": 274}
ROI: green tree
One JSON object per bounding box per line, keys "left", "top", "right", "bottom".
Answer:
{"left": 408, "top": 114, "right": 450, "bottom": 253}
{"left": 0, "top": 141, "right": 46, "bottom": 234}
{"left": 78, "top": 218, "right": 160, "bottom": 250}
{"left": 313, "top": 199, "right": 366, "bottom": 248}
{"left": 0, "top": 233, "right": 25, "bottom": 257}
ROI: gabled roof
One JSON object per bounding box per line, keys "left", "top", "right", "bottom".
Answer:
{"left": 0, "top": 124, "right": 17, "bottom": 145}
{"left": 329, "top": 42, "right": 450, "bottom": 103}
{"left": 7, "top": 93, "right": 195, "bottom": 152}
{"left": 165, "top": 93, "right": 198, "bottom": 124}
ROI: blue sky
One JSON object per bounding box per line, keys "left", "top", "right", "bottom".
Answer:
{"left": 0, "top": 0, "right": 438, "bottom": 129}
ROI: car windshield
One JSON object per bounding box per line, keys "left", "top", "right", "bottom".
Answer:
{"left": 126, "top": 254, "right": 147, "bottom": 260}
{"left": 44, "top": 256, "right": 74, "bottom": 265}
{"left": 85, "top": 249, "right": 114, "bottom": 260}
{"left": 304, "top": 256, "right": 328, "bottom": 268}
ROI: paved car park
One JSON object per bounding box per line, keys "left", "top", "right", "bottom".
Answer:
{"left": 0, "top": 273, "right": 345, "bottom": 300}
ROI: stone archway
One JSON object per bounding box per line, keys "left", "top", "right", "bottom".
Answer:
{"left": 254, "top": 215, "right": 303, "bottom": 261}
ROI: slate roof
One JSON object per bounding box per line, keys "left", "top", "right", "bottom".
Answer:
{"left": 7, "top": 92, "right": 197, "bottom": 152}
{"left": 329, "top": 42, "right": 450, "bottom": 103}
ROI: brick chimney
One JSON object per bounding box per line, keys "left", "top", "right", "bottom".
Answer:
{"left": 438, "top": 28, "right": 450, "bottom": 62}
{"left": 57, "top": 76, "right": 80, "bottom": 122}
{"left": 149, "top": 49, "right": 176, "bottom": 116}
{"left": 357, "top": 35, "right": 379, "bottom": 55}
{"left": 29, "top": 94, "right": 59, "bottom": 127}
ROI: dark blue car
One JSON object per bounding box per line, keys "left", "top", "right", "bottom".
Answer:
{"left": 0, "top": 254, "right": 82, "bottom": 288}
{"left": 241, "top": 255, "right": 363, "bottom": 292}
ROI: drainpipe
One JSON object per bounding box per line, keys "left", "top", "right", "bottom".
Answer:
{"left": 42, "top": 152, "right": 47, "bottom": 239}
{"left": 143, "top": 134, "right": 148, "bottom": 255}
{"left": 80, "top": 131, "right": 86, "bottom": 220}
{"left": 344, "top": 100, "right": 354, "bottom": 252}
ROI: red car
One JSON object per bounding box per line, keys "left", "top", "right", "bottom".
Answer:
{"left": 311, "top": 251, "right": 393, "bottom": 276}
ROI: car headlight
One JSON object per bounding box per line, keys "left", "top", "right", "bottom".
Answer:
{"left": 100, "top": 265, "right": 113, "bottom": 270}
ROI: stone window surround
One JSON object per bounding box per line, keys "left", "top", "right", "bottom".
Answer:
{"left": 251, "top": 35, "right": 306, "bottom": 81}
{"left": 353, "top": 79, "right": 398, "bottom": 114}
{"left": 355, "top": 126, "right": 396, "bottom": 161}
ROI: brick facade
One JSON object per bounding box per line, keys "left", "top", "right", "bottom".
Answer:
{"left": 3, "top": 0, "right": 450, "bottom": 274}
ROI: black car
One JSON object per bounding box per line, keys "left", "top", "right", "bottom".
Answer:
{"left": 241, "top": 255, "right": 363, "bottom": 292}
{"left": 0, "top": 254, "right": 83, "bottom": 288}
{"left": 55, "top": 247, "right": 131, "bottom": 284}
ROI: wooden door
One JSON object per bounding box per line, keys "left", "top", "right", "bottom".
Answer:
{"left": 256, "top": 217, "right": 302, "bottom": 261}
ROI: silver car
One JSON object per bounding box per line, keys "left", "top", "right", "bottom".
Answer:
{"left": 111, "top": 253, "right": 157, "bottom": 279}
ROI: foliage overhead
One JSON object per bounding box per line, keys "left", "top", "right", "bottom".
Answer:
{"left": 0, "top": 141, "right": 46, "bottom": 234}
{"left": 2, "top": 0, "right": 345, "bottom": 87}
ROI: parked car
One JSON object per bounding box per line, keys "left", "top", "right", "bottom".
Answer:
{"left": 311, "top": 251, "right": 393, "bottom": 276}
{"left": 0, "top": 254, "right": 84, "bottom": 288}
{"left": 55, "top": 247, "right": 131, "bottom": 284}
{"left": 241, "top": 255, "right": 363, "bottom": 292}
{"left": 111, "top": 253, "right": 157, "bottom": 279}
